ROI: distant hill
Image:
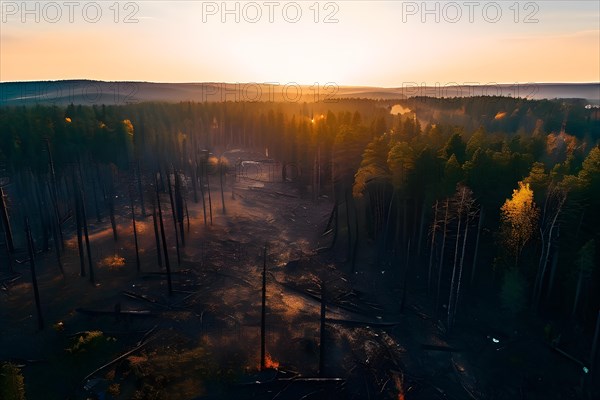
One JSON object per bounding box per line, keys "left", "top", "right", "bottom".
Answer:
{"left": 1, "top": 80, "right": 598, "bottom": 106}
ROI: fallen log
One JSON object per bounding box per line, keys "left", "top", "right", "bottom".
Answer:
{"left": 421, "top": 344, "right": 463, "bottom": 352}
{"left": 122, "top": 290, "right": 158, "bottom": 304}
{"left": 82, "top": 331, "right": 158, "bottom": 382}
{"left": 76, "top": 308, "right": 156, "bottom": 317}
{"left": 273, "top": 279, "right": 385, "bottom": 319}
{"left": 325, "top": 318, "right": 401, "bottom": 327}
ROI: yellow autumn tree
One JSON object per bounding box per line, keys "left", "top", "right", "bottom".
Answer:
{"left": 500, "top": 181, "right": 540, "bottom": 266}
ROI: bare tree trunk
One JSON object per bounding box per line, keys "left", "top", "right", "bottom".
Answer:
{"left": 167, "top": 171, "right": 182, "bottom": 265}
{"left": 90, "top": 174, "right": 101, "bottom": 223}
{"left": 447, "top": 208, "right": 462, "bottom": 333}
{"left": 260, "top": 245, "right": 267, "bottom": 370}
{"left": 25, "top": 217, "right": 44, "bottom": 330}
{"left": 34, "top": 180, "right": 50, "bottom": 252}
{"left": 206, "top": 167, "right": 213, "bottom": 225}
{"left": 327, "top": 203, "right": 338, "bottom": 250}
{"left": 152, "top": 204, "right": 162, "bottom": 268}
{"left": 108, "top": 194, "right": 118, "bottom": 242}
{"left": 352, "top": 197, "right": 359, "bottom": 272}
{"left": 136, "top": 160, "right": 146, "bottom": 216}
{"left": 219, "top": 159, "right": 226, "bottom": 214}
{"left": 384, "top": 190, "right": 396, "bottom": 252}
{"left": 80, "top": 185, "right": 95, "bottom": 285}
{"left": 174, "top": 171, "right": 185, "bottom": 246}
{"left": 534, "top": 217, "right": 560, "bottom": 308}
{"left": 191, "top": 161, "right": 198, "bottom": 203}
{"left": 533, "top": 190, "right": 566, "bottom": 308}
{"left": 44, "top": 138, "right": 64, "bottom": 248}
{"left": 184, "top": 196, "right": 190, "bottom": 233}
{"left": 470, "top": 206, "right": 484, "bottom": 286}
{"left": 345, "top": 190, "right": 352, "bottom": 264}
{"left": 130, "top": 193, "right": 141, "bottom": 272}
{"left": 0, "top": 187, "right": 14, "bottom": 253}
{"left": 198, "top": 163, "right": 207, "bottom": 226}
{"left": 75, "top": 181, "right": 86, "bottom": 278}
{"left": 417, "top": 199, "right": 427, "bottom": 257}
{"left": 44, "top": 181, "right": 64, "bottom": 276}
{"left": 428, "top": 200, "right": 439, "bottom": 294}
{"left": 319, "top": 282, "right": 327, "bottom": 376}
{"left": 452, "top": 214, "right": 470, "bottom": 329}
{"left": 155, "top": 174, "right": 172, "bottom": 295}
{"left": 436, "top": 198, "right": 450, "bottom": 315}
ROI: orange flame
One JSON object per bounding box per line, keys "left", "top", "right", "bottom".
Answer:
{"left": 393, "top": 373, "right": 405, "bottom": 400}
{"left": 263, "top": 353, "right": 280, "bottom": 369}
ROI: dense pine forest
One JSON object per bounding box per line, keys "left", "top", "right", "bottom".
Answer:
{"left": 1, "top": 96, "right": 599, "bottom": 399}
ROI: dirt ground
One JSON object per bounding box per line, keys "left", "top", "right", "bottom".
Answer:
{"left": 0, "top": 150, "right": 597, "bottom": 399}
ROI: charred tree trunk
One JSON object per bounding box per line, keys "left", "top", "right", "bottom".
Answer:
{"left": 136, "top": 160, "right": 146, "bottom": 216}
{"left": 0, "top": 187, "right": 14, "bottom": 253}
{"left": 174, "top": 171, "right": 185, "bottom": 246}
{"left": 345, "top": 190, "right": 352, "bottom": 264}
{"left": 75, "top": 182, "right": 86, "bottom": 278}
{"left": 167, "top": 170, "right": 181, "bottom": 265}
{"left": 219, "top": 159, "right": 226, "bottom": 215}
{"left": 107, "top": 191, "right": 118, "bottom": 242}
{"left": 436, "top": 198, "right": 450, "bottom": 316}
{"left": 198, "top": 163, "right": 207, "bottom": 226}
{"left": 450, "top": 213, "right": 470, "bottom": 331}
{"left": 260, "top": 245, "right": 267, "bottom": 371}
{"left": 428, "top": 200, "right": 439, "bottom": 294}
{"left": 44, "top": 138, "right": 64, "bottom": 248}
{"left": 155, "top": 174, "right": 173, "bottom": 295}
{"left": 184, "top": 196, "right": 190, "bottom": 233}
{"left": 327, "top": 203, "right": 338, "bottom": 250}
{"left": 80, "top": 186, "right": 95, "bottom": 285}
{"left": 152, "top": 204, "right": 162, "bottom": 268}
{"left": 447, "top": 203, "right": 463, "bottom": 333}
{"left": 384, "top": 191, "right": 396, "bottom": 252}
{"left": 470, "top": 206, "right": 484, "bottom": 286}
{"left": 25, "top": 217, "right": 44, "bottom": 330}
{"left": 205, "top": 164, "right": 213, "bottom": 225}
{"left": 191, "top": 161, "right": 198, "bottom": 203}
{"left": 91, "top": 173, "right": 101, "bottom": 223}
{"left": 319, "top": 282, "right": 327, "bottom": 376}
{"left": 34, "top": 180, "right": 50, "bottom": 252}
{"left": 417, "top": 199, "right": 427, "bottom": 257}
{"left": 130, "top": 193, "right": 141, "bottom": 272}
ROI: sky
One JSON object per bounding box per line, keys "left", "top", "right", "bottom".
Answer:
{"left": 1, "top": 1, "right": 599, "bottom": 86}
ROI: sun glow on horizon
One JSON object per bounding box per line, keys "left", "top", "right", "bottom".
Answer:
{"left": 0, "top": 1, "right": 598, "bottom": 85}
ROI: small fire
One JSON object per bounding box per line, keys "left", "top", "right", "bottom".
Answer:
{"left": 262, "top": 353, "right": 280, "bottom": 369}
{"left": 393, "top": 373, "right": 405, "bottom": 400}
{"left": 99, "top": 254, "right": 126, "bottom": 269}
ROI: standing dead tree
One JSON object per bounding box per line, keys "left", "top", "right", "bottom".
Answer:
{"left": 155, "top": 173, "right": 173, "bottom": 296}
{"left": 0, "top": 186, "right": 14, "bottom": 254}
{"left": 25, "top": 217, "right": 44, "bottom": 330}
{"left": 532, "top": 184, "right": 568, "bottom": 309}
{"left": 260, "top": 244, "right": 267, "bottom": 371}
{"left": 129, "top": 186, "right": 141, "bottom": 272}
{"left": 446, "top": 185, "right": 476, "bottom": 334}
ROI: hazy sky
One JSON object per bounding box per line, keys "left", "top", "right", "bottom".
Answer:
{"left": 1, "top": 1, "right": 598, "bottom": 86}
